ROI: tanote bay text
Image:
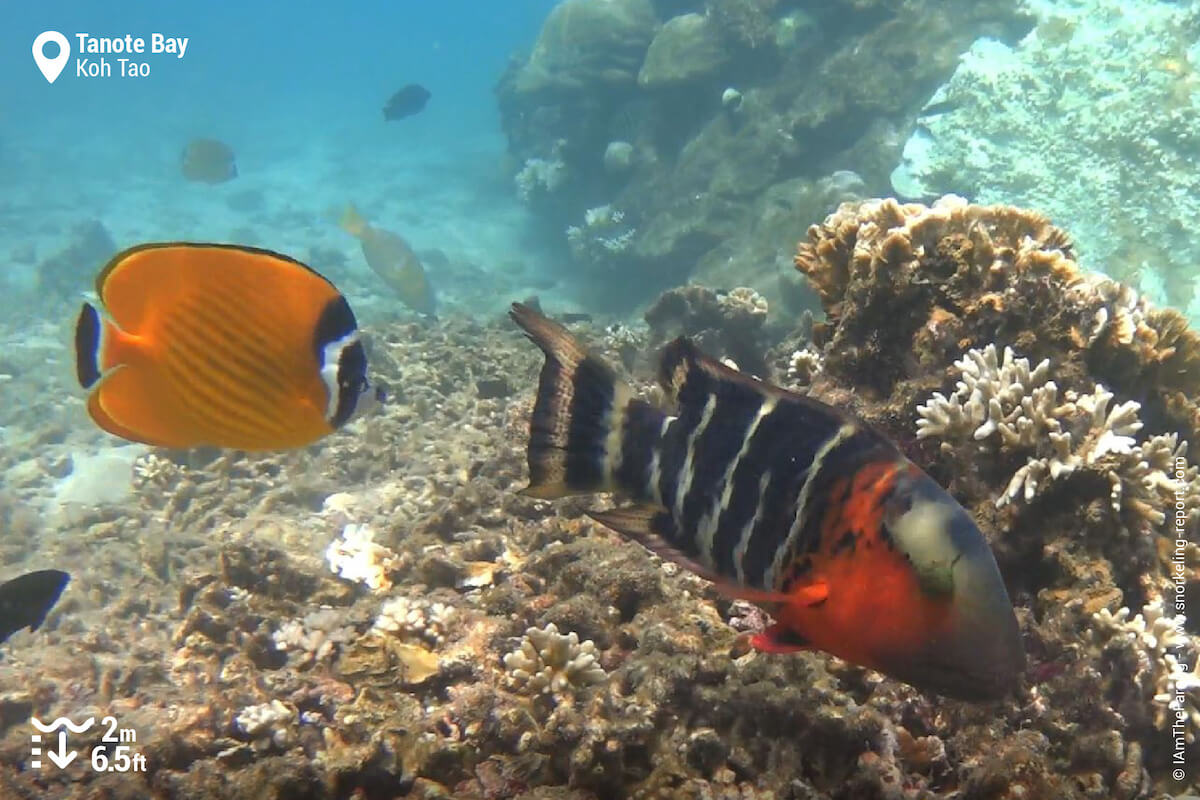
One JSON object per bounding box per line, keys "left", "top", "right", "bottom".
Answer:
{"left": 73, "top": 33, "right": 189, "bottom": 79}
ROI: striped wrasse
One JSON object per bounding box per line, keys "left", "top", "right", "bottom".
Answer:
{"left": 509, "top": 303, "right": 1024, "bottom": 701}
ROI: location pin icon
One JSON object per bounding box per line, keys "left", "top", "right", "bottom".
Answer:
{"left": 32, "top": 31, "right": 70, "bottom": 84}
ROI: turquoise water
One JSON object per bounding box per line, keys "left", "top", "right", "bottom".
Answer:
{"left": 1, "top": 2, "right": 1198, "bottom": 798}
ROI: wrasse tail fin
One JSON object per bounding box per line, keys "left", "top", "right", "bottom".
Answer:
{"left": 511, "top": 302, "right": 629, "bottom": 499}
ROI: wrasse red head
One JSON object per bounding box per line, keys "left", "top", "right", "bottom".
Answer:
{"left": 768, "top": 464, "right": 1024, "bottom": 701}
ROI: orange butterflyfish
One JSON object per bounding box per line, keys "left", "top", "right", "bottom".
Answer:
{"left": 508, "top": 303, "right": 1026, "bottom": 701}
{"left": 74, "top": 243, "right": 380, "bottom": 451}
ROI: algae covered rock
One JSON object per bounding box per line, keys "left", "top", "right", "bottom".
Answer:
{"left": 515, "top": 0, "right": 659, "bottom": 94}
{"left": 638, "top": 13, "right": 731, "bottom": 88}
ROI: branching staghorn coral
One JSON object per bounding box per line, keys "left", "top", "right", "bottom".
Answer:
{"left": 916, "top": 344, "right": 1194, "bottom": 534}
{"left": 566, "top": 204, "right": 637, "bottom": 266}
{"left": 503, "top": 623, "right": 607, "bottom": 697}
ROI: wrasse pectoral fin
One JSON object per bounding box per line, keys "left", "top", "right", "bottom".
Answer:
{"left": 589, "top": 505, "right": 725, "bottom": 584}
{"left": 751, "top": 624, "right": 811, "bottom": 654}
{"left": 712, "top": 577, "right": 827, "bottom": 606}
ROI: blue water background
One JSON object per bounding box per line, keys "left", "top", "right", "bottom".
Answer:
{"left": 1, "top": 1, "right": 558, "bottom": 312}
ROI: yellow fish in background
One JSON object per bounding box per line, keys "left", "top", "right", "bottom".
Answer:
{"left": 339, "top": 204, "right": 437, "bottom": 318}
{"left": 74, "top": 243, "right": 379, "bottom": 450}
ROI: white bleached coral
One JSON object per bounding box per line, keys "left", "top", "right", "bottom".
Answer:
{"left": 515, "top": 140, "right": 568, "bottom": 203}
{"left": 1092, "top": 600, "right": 1200, "bottom": 741}
{"left": 272, "top": 608, "right": 353, "bottom": 667}
{"left": 916, "top": 344, "right": 1193, "bottom": 530}
{"left": 372, "top": 596, "right": 456, "bottom": 646}
{"left": 718, "top": 287, "right": 768, "bottom": 324}
{"left": 503, "top": 623, "right": 607, "bottom": 697}
{"left": 786, "top": 347, "right": 823, "bottom": 387}
{"left": 234, "top": 699, "right": 297, "bottom": 753}
{"left": 566, "top": 204, "right": 637, "bottom": 265}
{"left": 325, "top": 523, "right": 399, "bottom": 591}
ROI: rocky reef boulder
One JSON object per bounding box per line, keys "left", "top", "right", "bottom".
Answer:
{"left": 638, "top": 12, "right": 731, "bottom": 88}
{"left": 515, "top": 0, "right": 659, "bottom": 94}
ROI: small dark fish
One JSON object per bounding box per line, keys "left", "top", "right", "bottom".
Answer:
{"left": 508, "top": 304, "right": 1025, "bottom": 701}
{"left": 180, "top": 138, "right": 237, "bottom": 184}
{"left": 560, "top": 312, "right": 593, "bottom": 324}
{"left": 383, "top": 84, "right": 431, "bottom": 121}
{"left": 518, "top": 296, "right": 589, "bottom": 324}
{"left": 0, "top": 570, "right": 70, "bottom": 644}
{"left": 917, "top": 99, "right": 959, "bottom": 118}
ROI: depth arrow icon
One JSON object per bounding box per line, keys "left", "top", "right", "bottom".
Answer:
{"left": 46, "top": 731, "right": 76, "bottom": 769}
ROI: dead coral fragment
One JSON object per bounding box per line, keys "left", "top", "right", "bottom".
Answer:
{"left": 234, "top": 699, "right": 296, "bottom": 753}
{"left": 324, "top": 523, "right": 400, "bottom": 592}
{"left": 503, "top": 623, "right": 607, "bottom": 696}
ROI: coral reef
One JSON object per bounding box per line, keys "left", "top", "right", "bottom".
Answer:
{"left": 644, "top": 284, "right": 772, "bottom": 374}
{"left": 891, "top": 0, "right": 1200, "bottom": 317}
{"left": 325, "top": 523, "right": 400, "bottom": 592}
{"left": 788, "top": 195, "right": 1200, "bottom": 794}
{"left": 1092, "top": 601, "right": 1200, "bottom": 743}
{"left": 497, "top": 0, "right": 1032, "bottom": 308}
{"left": 3, "top": 192, "right": 1199, "bottom": 796}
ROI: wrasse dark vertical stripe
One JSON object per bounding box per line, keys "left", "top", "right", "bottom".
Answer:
{"left": 738, "top": 466, "right": 809, "bottom": 587}
{"left": 678, "top": 377, "right": 766, "bottom": 547}
{"left": 695, "top": 396, "right": 777, "bottom": 566}
{"left": 764, "top": 425, "right": 896, "bottom": 589}
{"left": 656, "top": 412, "right": 695, "bottom": 525}
{"left": 564, "top": 355, "right": 618, "bottom": 490}
{"left": 707, "top": 398, "right": 835, "bottom": 578}
{"left": 614, "top": 399, "right": 666, "bottom": 498}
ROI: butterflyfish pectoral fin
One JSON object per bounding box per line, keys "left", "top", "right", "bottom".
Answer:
{"left": 750, "top": 624, "right": 812, "bottom": 654}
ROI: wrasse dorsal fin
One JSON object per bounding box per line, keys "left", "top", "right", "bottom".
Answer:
{"left": 657, "top": 337, "right": 789, "bottom": 407}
